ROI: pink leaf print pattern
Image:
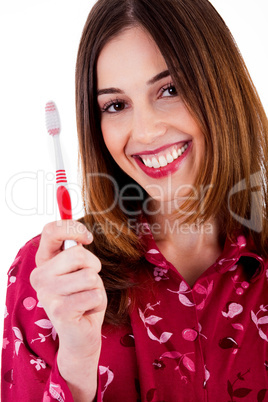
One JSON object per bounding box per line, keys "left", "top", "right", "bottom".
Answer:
{"left": 7, "top": 256, "right": 21, "bottom": 288}
{"left": 179, "top": 294, "right": 195, "bottom": 307}
{"left": 258, "top": 316, "right": 268, "bottom": 325}
{"left": 169, "top": 280, "right": 213, "bottom": 310}
{"left": 251, "top": 305, "right": 268, "bottom": 342}
{"left": 38, "top": 334, "right": 46, "bottom": 343}
{"left": 35, "top": 319, "right": 54, "bottom": 329}
{"left": 161, "top": 351, "right": 182, "bottom": 359}
{"left": 7, "top": 276, "right": 16, "bottom": 288}
{"left": 182, "top": 324, "right": 207, "bottom": 341}
{"left": 12, "top": 327, "right": 23, "bottom": 356}
{"left": 160, "top": 332, "right": 173, "bottom": 343}
{"left": 193, "top": 281, "right": 214, "bottom": 310}
{"left": 168, "top": 281, "right": 195, "bottom": 308}
{"left": 251, "top": 311, "right": 258, "bottom": 325}
{"left": 153, "top": 267, "right": 169, "bottom": 281}
{"left": 159, "top": 350, "right": 195, "bottom": 383}
{"left": 231, "top": 323, "right": 244, "bottom": 331}
{"left": 12, "top": 327, "right": 23, "bottom": 341}
{"left": 182, "top": 356, "right": 195, "bottom": 372}
{"left": 32, "top": 319, "right": 57, "bottom": 343}
{"left": 2, "top": 338, "right": 10, "bottom": 349}
{"left": 43, "top": 391, "right": 52, "bottom": 401}
{"left": 182, "top": 329, "right": 198, "bottom": 342}
{"left": 237, "top": 235, "right": 246, "bottom": 248}
{"left": 99, "top": 366, "right": 114, "bottom": 401}
{"left": 9, "top": 256, "right": 21, "bottom": 270}
{"left": 146, "top": 328, "right": 160, "bottom": 343}
{"left": 231, "top": 274, "right": 250, "bottom": 296}
{"left": 139, "top": 302, "right": 173, "bottom": 344}
{"left": 49, "top": 383, "right": 65, "bottom": 402}
{"left": 30, "top": 356, "right": 46, "bottom": 371}
{"left": 23, "top": 297, "right": 37, "bottom": 311}
{"left": 196, "top": 300, "right": 205, "bottom": 310}
{"left": 228, "top": 264, "right": 238, "bottom": 272}
{"left": 146, "top": 249, "right": 159, "bottom": 255}
{"left": 231, "top": 235, "right": 247, "bottom": 249}
{"left": 222, "top": 303, "right": 243, "bottom": 319}
{"left": 204, "top": 365, "right": 210, "bottom": 387}
{"left": 4, "top": 306, "right": 8, "bottom": 319}
{"left": 145, "top": 315, "right": 162, "bottom": 325}
{"left": 218, "top": 257, "right": 237, "bottom": 266}
{"left": 194, "top": 284, "right": 207, "bottom": 295}
{"left": 259, "top": 330, "right": 268, "bottom": 342}
{"left": 179, "top": 281, "right": 188, "bottom": 292}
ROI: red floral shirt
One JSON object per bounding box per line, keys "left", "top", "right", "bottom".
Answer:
{"left": 2, "top": 225, "right": 268, "bottom": 401}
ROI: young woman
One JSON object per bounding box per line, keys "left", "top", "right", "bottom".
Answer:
{"left": 2, "top": 0, "right": 268, "bottom": 401}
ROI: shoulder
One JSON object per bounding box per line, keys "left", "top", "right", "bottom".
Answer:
{"left": 8, "top": 235, "right": 41, "bottom": 283}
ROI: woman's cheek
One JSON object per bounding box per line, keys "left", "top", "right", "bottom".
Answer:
{"left": 102, "top": 118, "right": 130, "bottom": 154}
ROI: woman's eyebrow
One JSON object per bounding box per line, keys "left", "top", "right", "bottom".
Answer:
{"left": 146, "top": 69, "right": 170, "bottom": 85}
{"left": 97, "top": 87, "right": 124, "bottom": 96}
{"left": 97, "top": 69, "right": 171, "bottom": 96}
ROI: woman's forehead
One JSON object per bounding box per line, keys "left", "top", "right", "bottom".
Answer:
{"left": 96, "top": 26, "right": 168, "bottom": 89}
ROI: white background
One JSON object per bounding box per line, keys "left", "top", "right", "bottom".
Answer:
{"left": 0, "top": 0, "right": 267, "bottom": 346}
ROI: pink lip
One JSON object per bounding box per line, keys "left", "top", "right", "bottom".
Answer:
{"left": 132, "top": 141, "right": 186, "bottom": 157}
{"left": 133, "top": 141, "right": 192, "bottom": 178}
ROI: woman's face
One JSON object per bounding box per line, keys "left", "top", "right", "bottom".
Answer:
{"left": 97, "top": 26, "right": 205, "bottom": 206}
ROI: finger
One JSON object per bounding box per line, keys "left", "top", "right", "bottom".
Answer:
{"left": 31, "top": 246, "right": 101, "bottom": 291}
{"left": 49, "top": 268, "right": 102, "bottom": 296}
{"left": 36, "top": 220, "right": 93, "bottom": 265}
{"left": 54, "top": 245, "right": 101, "bottom": 276}
{"left": 63, "top": 288, "right": 107, "bottom": 317}
{"left": 49, "top": 288, "right": 107, "bottom": 322}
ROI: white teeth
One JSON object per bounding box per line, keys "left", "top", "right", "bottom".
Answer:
{"left": 146, "top": 158, "right": 153, "bottom": 168}
{"left": 166, "top": 153, "right": 174, "bottom": 163}
{"left": 152, "top": 157, "right": 160, "bottom": 168}
{"left": 172, "top": 149, "right": 178, "bottom": 159}
{"left": 159, "top": 155, "right": 168, "bottom": 167}
{"left": 140, "top": 143, "right": 189, "bottom": 169}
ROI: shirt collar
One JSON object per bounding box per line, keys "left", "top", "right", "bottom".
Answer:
{"left": 139, "top": 221, "right": 265, "bottom": 282}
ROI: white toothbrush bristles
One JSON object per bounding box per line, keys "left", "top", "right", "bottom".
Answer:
{"left": 44, "top": 100, "right": 77, "bottom": 249}
{"left": 45, "top": 101, "right": 61, "bottom": 136}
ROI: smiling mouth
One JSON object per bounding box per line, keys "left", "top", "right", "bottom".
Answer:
{"left": 135, "top": 142, "right": 189, "bottom": 168}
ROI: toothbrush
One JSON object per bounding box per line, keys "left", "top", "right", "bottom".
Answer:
{"left": 45, "top": 101, "right": 77, "bottom": 249}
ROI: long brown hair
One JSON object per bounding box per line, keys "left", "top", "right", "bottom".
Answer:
{"left": 76, "top": 0, "right": 268, "bottom": 324}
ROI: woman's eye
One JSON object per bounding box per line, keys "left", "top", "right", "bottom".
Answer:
{"left": 161, "top": 84, "right": 178, "bottom": 97}
{"left": 102, "top": 100, "right": 126, "bottom": 113}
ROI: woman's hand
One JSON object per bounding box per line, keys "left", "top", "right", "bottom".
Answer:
{"left": 30, "top": 220, "right": 107, "bottom": 401}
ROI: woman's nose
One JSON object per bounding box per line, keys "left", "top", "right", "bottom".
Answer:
{"left": 131, "top": 104, "right": 167, "bottom": 144}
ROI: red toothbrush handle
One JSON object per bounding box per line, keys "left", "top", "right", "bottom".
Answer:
{"left": 56, "top": 185, "right": 73, "bottom": 220}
